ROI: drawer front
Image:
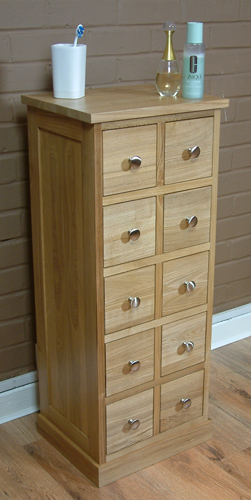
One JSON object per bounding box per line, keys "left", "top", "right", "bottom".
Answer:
{"left": 165, "top": 117, "right": 213, "bottom": 185}
{"left": 105, "top": 266, "right": 155, "bottom": 334}
{"left": 106, "top": 389, "right": 153, "bottom": 454}
{"left": 162, "top": 252, "right": 208, "bottom": 317}
{"left": 160, "top": 370, "right": 204, "bottom": 432}
{"left": 103, "top": 125, "right": 156, "bottom": 196}
{"left": 103, "top": 197, "right": 156, "bottom": 267}
{"left": 161, "top": 313, "right": 206, "bottom": 376}
{"left": 164, "top": 186, "right": 211, "bottom": 253}
{"left": 105, "top": 329, "right": 154, "bottom": 397}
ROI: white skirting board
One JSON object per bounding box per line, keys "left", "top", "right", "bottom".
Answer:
{"left": 0, "top": 371, "right": 39, "bottom": 425}
{"left": 211, "top": 303, "right": 251, "bottom": 350}
{"left": 0, "top": 304, "right": 250, "bottom": 424}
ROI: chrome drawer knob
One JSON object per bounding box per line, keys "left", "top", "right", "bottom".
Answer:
{"left": 187, "top": 146, "right": 200, "bottom": 159}
{"left": 128, "top": 297, "right": 141, "bottom": 308}
{"left": 128, "top": 156, "right": 142, "bottom": 169}
{"left": 128, "top": 228, "right": 141, "bottom": 241}
{"left": 128, "top": 360, "right": 141, "bottom": 372}
{"left": 184, "top": 280, "right": 196, "bottom": 292}
{"left": 128, "top": 418, "right": 140, "bottom": 430}
{"left": 186, "top": 215, "right": 198, "bottom": 228}
{"left": 182, "top": 341, "right": 194, "bottom": 352}
{"left": 180, "top": 398, "right": 192, "bottom": 409}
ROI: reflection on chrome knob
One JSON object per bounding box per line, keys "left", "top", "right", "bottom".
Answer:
{"left": 128, "top": 418, "right": 140, "bottom": 430}
{"left": 186, "top": 215, "right": 198, "bottom": 228}
{"left": 128, "top": 228, "right": 141, "bottom": 241}
{"left": 128, "top": 156, "right": 142, "bottom": 169}
{"left": 182, "top": 341, "right": 194, "bottom": 352}
{"left": 184, "top": 280, "right": 196, "bottom": 292}
{"left": 128, "top": 360, "right": 141, "bottom": 372}
{"left": 180, "top": 398, "right": 192, "bottom": 409}
{"left": 187, "top": 146, "right": 200, "bottom": 159}
{"left": 128, "top": 297, "right": 141, "bottom": 308}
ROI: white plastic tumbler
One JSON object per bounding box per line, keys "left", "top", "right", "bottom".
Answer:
{"left": 51, "top": 43, "right": 86, "bottom": 99}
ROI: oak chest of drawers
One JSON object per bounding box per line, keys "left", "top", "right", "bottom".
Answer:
{"left": 22, "top": 85, "right": 228, "bottom": 487}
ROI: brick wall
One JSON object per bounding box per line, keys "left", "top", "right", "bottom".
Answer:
{"left": 0, "top": 0, "right": 250, "bottom": 381}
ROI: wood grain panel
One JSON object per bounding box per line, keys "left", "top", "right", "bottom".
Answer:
{"left": 103, "top": 125, "right": 156, "bottom": 195}
{"left": 160, "top": 370, "right": 204, "bottom": 432}
{"left": 102, "top": 177, "right": 212, "bottom": 207}
{"left": 83, "top": 123, "right": 106, "bottom": 463}
{"left": 106, "top": 389, "right": 153, "bottom": 454}
{"left": 162, "top": 252, "right": 209, "bottom": 316}
{"left": 26, "top": 108, "right": 49, "bottom": 416}
{"left": 203, "top": 109, "right": 222, "bottom": 422}
{"left": 103, "top": 197, "right": 156, "bottom": 267}
{"left": 165, "top": 117, "right": 213, "bottom": 184}
{"left": 105, "top": 329, "right": 154, "bottom": 396}
{"left": 22, "top": 86, "right": 229, "bottom": 124}
{"left": 105, "top": 266, "right": 155, "bottom": 334}
{"left": 39, "top": 129, "right": 88, "bottom": 435}
{"left": 164, "top": 186, "right": 211, "bottom": 253}
{"left": 161, "top": 312, "right": 206, "bottom": 376}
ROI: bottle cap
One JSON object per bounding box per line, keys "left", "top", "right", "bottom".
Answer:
{"left": 186, "top": 22, "right": 203, "bottom": 44}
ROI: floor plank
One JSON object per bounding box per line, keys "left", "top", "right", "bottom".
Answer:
{"left": 198, "top": 403, "right": 251, "bottom": 459}
{"left": 156, "top": 448, "right": 251, "bottom": 500}
{"left": 212, "top": 337, "right": 251, "bottom": 379}
{"left": 219, "top": 448, "right": 251, "bottom": 491}
{"left": 0, "top": 413, "right": 40, "bottom": 446}
{"left": 0, "top": 428, "right": 74, "bottom": 500}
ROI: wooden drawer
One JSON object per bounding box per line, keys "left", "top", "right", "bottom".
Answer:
{"left": 160, "top": 370, "right": 204, "bottom": 432}
{"left": 165, "top": 117, "right": 213, "bottom": 185}
{"left": 105, "top": 266, "right": 155, "bottom": 334}
{"left": 103, "top": 125, "right": 156, "bottom": 196}
{"left": 161, "top": 313, "right": 206, "bottom": 376}
{"left": 103, "top": 197, "right": 156, "bottom": 267}
{"left": 105, "top": 329, "right": 154, "bottom": 397}
{"left": 164, "top": 186, "right": 211, "bottom": 253}
{"left": 106, "top": 389, "right": 153, "bottom": 454}
{"left": 162, "top": 252, "right": 208, "bottom": 317}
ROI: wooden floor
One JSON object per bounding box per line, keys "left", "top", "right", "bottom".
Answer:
{"left": 1, "top": 337, "right": 251, "bottom": 500}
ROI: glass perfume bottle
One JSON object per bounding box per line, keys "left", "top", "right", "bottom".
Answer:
{"left": 156, "top": 21, "right": 181, "bottom": 97}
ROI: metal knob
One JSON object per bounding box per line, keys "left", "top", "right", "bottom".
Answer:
{"left": 182, "top": 341, "right": 194, "bottom": 352}
{"left": 128, "top": 418, "right": 140, "bottom": 430}
{"left": 128, "top": 228, "right": 141, "bottom": 241}
{"left": 128, "top": 156, "right": 142, "bottom": 169}
{"left": 128, "top": 297, "right": 141, "bottom": 308}
{"left": 128, "top": 360, "right": 141, "bottom": 372}
{"left": 187, "top": 146, "right": 200, "bottom": 159}
{"left": 180, "top": 398, "right": 192, "bottom": 409}
{"left": 184, "top": 280, "right": 196, "bottom": 292}
{"left": 186, "top": 216, "right": 198, "bottom": 228}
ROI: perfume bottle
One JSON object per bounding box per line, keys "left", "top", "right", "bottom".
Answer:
{"left": 156, "top": 22, "right": 181, "bottom": 97}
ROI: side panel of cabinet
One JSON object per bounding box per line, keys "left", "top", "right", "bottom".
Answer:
{"left": 28, "top": 109, "right": 105, "bottom": 463}
{"left": 39, "top": 128, "right": 88, "bottom": 432}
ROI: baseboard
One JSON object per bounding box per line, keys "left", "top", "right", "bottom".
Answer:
{"left": 38, "top": 412, "right": 212, "bottom": 487}
{"left": 0, "top": 303, "right": 250, "bottom": 424}
{"left": 0, "top": 371, "right": 39, "bottom": 424}
{"left": 211, "top": 303, "right": 251, "bottom": 350}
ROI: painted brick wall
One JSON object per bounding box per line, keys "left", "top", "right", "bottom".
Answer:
{"left": 0, "top": 0, "right": 251, "bottom": 380}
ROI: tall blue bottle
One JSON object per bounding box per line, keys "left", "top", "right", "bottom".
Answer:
{"left": 182, "top": 22, "right": 205, "bottom": 99}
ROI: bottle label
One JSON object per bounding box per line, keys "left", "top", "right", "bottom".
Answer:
{"left": 182, "top": 54, "right": 204, "bottom": 98}
{"left": 190, "top": 55, "right": 198, "bottom": 73}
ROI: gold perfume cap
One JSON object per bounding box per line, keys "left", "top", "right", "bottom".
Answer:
{"left": 162, "top": 22, "right": 177, "bottom": 61}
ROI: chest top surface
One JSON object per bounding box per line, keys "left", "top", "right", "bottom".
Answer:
{"left": 21, "top": 84, "right": 229, "bottom": 124}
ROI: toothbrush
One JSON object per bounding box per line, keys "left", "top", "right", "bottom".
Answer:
{"left": 73, "top": 24, "right": 84, "bottom": 47}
